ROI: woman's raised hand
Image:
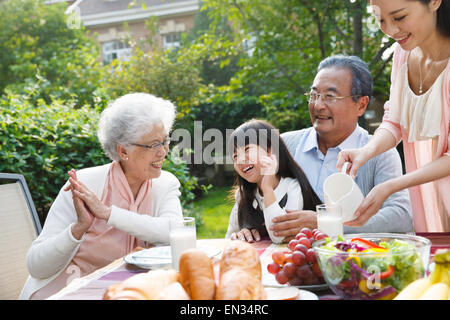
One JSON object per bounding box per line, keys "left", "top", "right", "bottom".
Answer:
{"left": 65, "top": 169, "right": 95, "bottom": 240}
{"left": 336, "top": 147, "right": 372, "bottom": 179}
{"left": 65, "top": 169, "right": 111, "bottom": 222}
{"left": 69, "top": 176, "right": 111, "bottom": 222}
{"left": 344, "top": 182, "right": 392, "bottom": 227}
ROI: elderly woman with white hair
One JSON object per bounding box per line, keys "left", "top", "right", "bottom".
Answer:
{"left": 20, "top": 93, "right": 183, "bottom": 300}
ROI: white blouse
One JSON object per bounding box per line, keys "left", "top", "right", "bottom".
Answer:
{"left": 388, "top": 56, "right": 447, "bottom": 143}
{"left": 225, "top": 177, "right": 303, "bottom": 243}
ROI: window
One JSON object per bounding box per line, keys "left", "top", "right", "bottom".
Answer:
{"left": 162, "top": 33, "right": 181, "bottom": 49}
{"left": 102, "top": 40, "right": 131, "bottom": 65}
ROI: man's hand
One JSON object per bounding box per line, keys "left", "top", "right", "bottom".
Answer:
{"left": 270, "top": 210, "right": 317, "bottom": 243}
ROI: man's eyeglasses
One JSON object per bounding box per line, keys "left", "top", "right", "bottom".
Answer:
{"left": 131, "top": 137, "right": 171, "bottom": 152}
{"left": 304, "top": 92, "right": 361, "bottom": 104}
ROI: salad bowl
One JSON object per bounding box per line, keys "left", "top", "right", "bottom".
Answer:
{"left": 312, "top": 233, "right": 431, "bottom": 300}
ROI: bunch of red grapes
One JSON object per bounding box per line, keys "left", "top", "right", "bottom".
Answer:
{"left": 267, "top": 227, "right": 327, "bottom": 286}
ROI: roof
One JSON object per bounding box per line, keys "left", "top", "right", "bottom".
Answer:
{"left": 76, "top": 0, "right": 199, "bottom": 27}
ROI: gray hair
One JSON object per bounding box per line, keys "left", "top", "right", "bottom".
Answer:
{"left": 98, "top": 93, "right": 176, "bottom": 161}
{"left": 317, "top": 55, "right": 373, "bottom": 102}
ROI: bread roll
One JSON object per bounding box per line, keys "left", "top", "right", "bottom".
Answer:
{"left": 215, "top": 268, "right": 266, "bottom": 300}
{"left": 103, "top": 269, "right": 179, "bottom": 300}
{"left": 157, "top": 282, "right": 191, "bottom": 300}
{"left": 103, "top": 283, "right": 142, "bottom": 300}
{"left": 219, "top": 240, "right": 261, "bottom": 280}
{"left": 178, "top": 248, "right": 216, "bottom": 300}
{"left": 105, "top": 241, "right": 266, "bottom": 300}
{"left": 103, "top": 287, "right": 148, "bottom": 300}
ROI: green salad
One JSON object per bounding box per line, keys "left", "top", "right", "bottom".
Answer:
{"left": 316, "top": 236, "right": 425, "bottom": 300}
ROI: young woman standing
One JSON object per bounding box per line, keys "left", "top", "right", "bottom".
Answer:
{"left": 337, "top": 0, "right": 450, "bottom": 231}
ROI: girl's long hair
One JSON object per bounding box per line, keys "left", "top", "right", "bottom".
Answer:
{"left": 228, "top": 119, "right": 322, "bottom": 232}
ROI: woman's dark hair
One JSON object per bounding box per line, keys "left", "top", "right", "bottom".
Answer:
{"left": 416, "top": 0, "right": 450, "bottom": 37}
{"left": 228, "top": 119, "right": 322, "bottom": 233}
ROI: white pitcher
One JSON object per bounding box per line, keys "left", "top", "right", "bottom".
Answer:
{"left": 323, "top": 162, "right": 364, "bottom": 222}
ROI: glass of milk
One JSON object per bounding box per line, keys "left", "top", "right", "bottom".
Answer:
{"left": 170, "top": 217, "right": 196, "bottom": 271}
{"left": 316, "top": 204, "right": 343, "bottom": 238}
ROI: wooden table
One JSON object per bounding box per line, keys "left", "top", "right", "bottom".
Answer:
{"left": 48, "top": 234, "right": 450, "bottom": 300}
{"left": 416, "top": 232, "right": 450, "bottom": 257}
{"left": 48, "top": 238, "right": 291, "bottom": 300}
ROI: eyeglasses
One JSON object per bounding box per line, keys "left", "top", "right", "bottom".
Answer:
{"left": 304, "top": 92, "right": 361, "bottom": 104}
{"left": 131, "top": 137, "right": 171, "bottom": 152}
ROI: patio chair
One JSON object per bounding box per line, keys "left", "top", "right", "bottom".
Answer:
{"left": 0, "top": 173, "right": 42, "bottom": 300}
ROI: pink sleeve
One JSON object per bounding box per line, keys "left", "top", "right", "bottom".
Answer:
{"left": 376, "top": 120, "right": 402, "bottom": 145}
{"left": 444, "top": 63, "right": 450, "bottom": 157}
{"left": 445, "top": 114, "right": 450, "bottom": 157}
{"left": 446, "top": 129, "right": 450, "bottom": 157}
{"left": 375, "top": 44, "right": 407, "bottom": 145}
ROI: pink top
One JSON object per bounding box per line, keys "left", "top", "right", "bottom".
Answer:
{"left": 31, "top": 161, "right": 152, "bottom": 299}
{"left": 377, "top": 44, "right": 450, "bottom": 232}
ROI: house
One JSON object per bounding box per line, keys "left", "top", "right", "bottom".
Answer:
{"left": 46, "top": 0, "right": 200, "bottom": 64}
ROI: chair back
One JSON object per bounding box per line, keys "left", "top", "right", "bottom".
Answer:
{"left": 0, "top": 173, "right": 41, "bottom": 300}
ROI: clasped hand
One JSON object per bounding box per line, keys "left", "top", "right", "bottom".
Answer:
{"left": 64, "top": 169, "right": 111, "bottom": 236}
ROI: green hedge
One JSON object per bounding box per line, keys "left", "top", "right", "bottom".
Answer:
{"left": 176, "top": 95, "right": 266, "bottom": 135}
{"left": 0, "top": 93, "right": 203, "bottom": 225}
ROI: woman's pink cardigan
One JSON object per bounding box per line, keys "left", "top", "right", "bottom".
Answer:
{"left": 377, "top": 44, "right": 450, "bottom": 231}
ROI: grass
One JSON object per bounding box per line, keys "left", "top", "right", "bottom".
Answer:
{"left": 195, "top": 185, "right": 235, "bottom": 239}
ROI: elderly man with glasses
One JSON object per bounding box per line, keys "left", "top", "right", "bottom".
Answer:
{"left": 269, "top": 55, "right": 413, "bottom": 242}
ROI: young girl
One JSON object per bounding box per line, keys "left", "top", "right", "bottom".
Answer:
{"left": 337, "top": 0, "right": 450, "bottom": 231}
{"left": 225, "top": 119, "right": 322, "bottom": 243}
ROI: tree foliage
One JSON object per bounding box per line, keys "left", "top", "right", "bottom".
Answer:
{"left": 0, "top": 0, "right": 397, "bottom": 219}
{"left": 193, "top": 0, "right": 394, "bottom": 130}
{"left": 0, "top": 0, "right": 104, "bottom": 107}
{"left": 103, "top": 17, "right": 206, "bottom": 118}
{"left": 0, "top": 92, "right": 203, "bottom": 223}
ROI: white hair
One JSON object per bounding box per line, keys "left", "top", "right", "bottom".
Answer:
{"left": 97, "top": 93, "right": 176, "bottom": 161}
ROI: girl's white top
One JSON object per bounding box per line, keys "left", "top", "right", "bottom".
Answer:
{"left": 225, "top": 177, "right": 303, "bottom": 243}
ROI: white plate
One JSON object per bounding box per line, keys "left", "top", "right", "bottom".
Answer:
{"left": 265, "top": 287, "right": 318, "bottom": 300}
{"left": 263, "top": 282, "right": 329, "bottom": 292}
{"left": 296, "top": 289, "right": 319, "bottom": 300}
{"left": 124, "top": 245, "right": 221, "bottom": 269}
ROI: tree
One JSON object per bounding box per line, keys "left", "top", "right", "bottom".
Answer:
{"left": 103, "top": 17, "right": 206, "bottom": 118}
{"left": 0, "top": 90, "right": 206, "bottom": 223}
{"left": 186, "top": 2, "right": 243, "bottom": 87}
{"left": 0, "top": 0, "right": 104, "bottom": 107}
{"left": 196, "top": 0, "right": 394, "bottom": 131}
